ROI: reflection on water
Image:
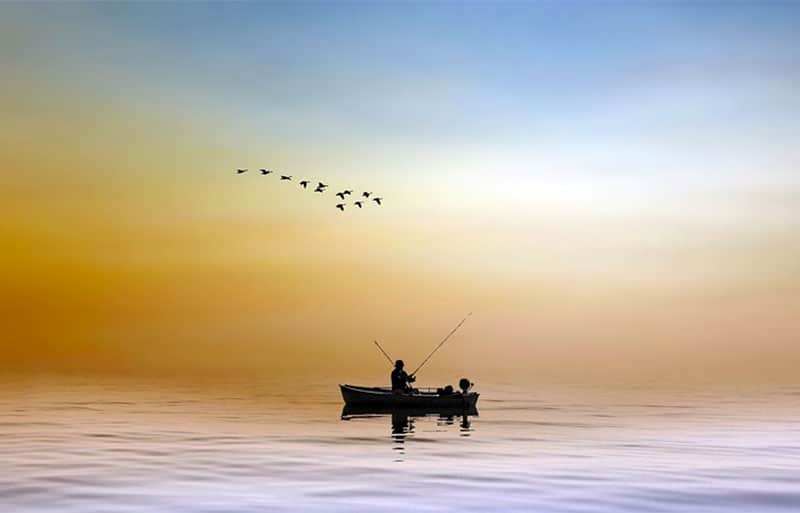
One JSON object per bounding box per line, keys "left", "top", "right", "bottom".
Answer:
{"left": 342, "top": 406, "right": 478, "bottom": 461}
{"left": 391, "top": 412, "right": 413, "bottom": 459}
{"left": 1, "top": 376, "right": 799, "bottom": 513}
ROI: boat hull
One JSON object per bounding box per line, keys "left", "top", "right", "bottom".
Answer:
{"left": 340, "top": 384, "right": 479, "bottom": 409}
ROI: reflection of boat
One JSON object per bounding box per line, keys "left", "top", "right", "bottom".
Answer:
{"left": 342, "top": 403, "right": 477, "bottom": 461}
{"left": 342, "top": 403, "right": 478, "bottom": 419}
{"left": 340, "top": 384, "right": 479, "bottom": 408}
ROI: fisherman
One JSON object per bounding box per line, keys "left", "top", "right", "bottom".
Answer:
{"left": 391, "top": 359, "right": 416, "bottom": 392}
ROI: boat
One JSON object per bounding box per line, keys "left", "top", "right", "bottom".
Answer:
{"left": 340, "top": 384, "right": 479, "bottom": 409}
{"left": 344, "top": 313, "right": 478, "bottom": 410}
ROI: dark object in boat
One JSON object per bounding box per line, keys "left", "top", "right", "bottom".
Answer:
{"left": 340, "top": 384, "right": 479, "bottom": 408}
{"left": 436, "top": 385, "right": 454, "bottom": 396}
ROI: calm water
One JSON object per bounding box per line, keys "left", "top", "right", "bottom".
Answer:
{"left": 1, "top": 376, "right": 799, "bottom": 513}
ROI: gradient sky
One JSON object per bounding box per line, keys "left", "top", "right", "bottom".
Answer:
{"left": 1, "top": 2, "right": 798, "bottom": 384}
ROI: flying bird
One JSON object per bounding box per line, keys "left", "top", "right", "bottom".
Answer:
{"left": 354, "top": 201, "right": 363, "bottom": 208}
{"left": 259, "top": 169, "right": 272, "bottom": 175}
{"left": 236, "top": 169, "right": 248, "bottom": 174}
{"left": 299, "top": 180, "right": 310, "bottom": 188}
{"left": 373, "top": 197, "right": 383, "bottom": 205}
{"left": 336, "top": 203, "right": 345, "bottom": 211}
{"left": 280, "top": 175, "right": 292, "bottom": 181}
{"left": 336, "top": 191, "right": 346, "bottom": 200}
{"left": 317, "top": 182, "right": 328, "bottom": 189}
{"left": 314, "top": 185, "right": 325, "bottom": 193}
{"left": 362, "top": 191, "right": 371, "bottom": 198}
{"left": 343, "top": 190, "right": 353, "bottom": 196}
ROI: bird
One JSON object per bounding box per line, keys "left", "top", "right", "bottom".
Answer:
{"left": 314, "top": 185, "right": 325, "bottom": 193}
{"left": 280, "top": 175, "right": 292, "bottom": 181}
{"left": 299, "top": 180, "right": 310, "bottom": 188}
{"left": 236, "top": 169, "right": 248, "bottom": 174}
{"left": 362, "top": 191, "right": 371, "bottom": 198}
{"left": 336, "top": 191, "right": 346, "bottom": 200}
{"left": 354, "top": 201, "right": 363, "bottom": 208}
{"left": 343, "top": 190, "right": 353, "bottom": 196}
{"left": 259, "top": 169, "right": 272, "bottom": 175}
{"left": 373, "top": 197, "right": 383, "bottom": 205}
{"left": 336, "top": 203, "right": 345, "bottom": 211}
{"left": 317, "top": 182, "right": 328, "bottom": 189}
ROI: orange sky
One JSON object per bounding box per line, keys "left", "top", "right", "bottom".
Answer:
{"left": 1, "top": 3, "right": 798, "bottom": 384}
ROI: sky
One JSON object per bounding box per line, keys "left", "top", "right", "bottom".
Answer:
{"left": 1, "top": 1, "right": 798, "bottom": 385}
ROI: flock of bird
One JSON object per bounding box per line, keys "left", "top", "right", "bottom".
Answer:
{"left": 235, "top": 168, "right": 382, "bottom": 211}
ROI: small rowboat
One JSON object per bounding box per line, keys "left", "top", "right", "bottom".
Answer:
{"left": 340, "top": 384, "right": 479, "bottom": 409}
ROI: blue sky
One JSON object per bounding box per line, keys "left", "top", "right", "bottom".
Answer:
{"left": 8, "top": 1, "right": 799, "bottom": 153}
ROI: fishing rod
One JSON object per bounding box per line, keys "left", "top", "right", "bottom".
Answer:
{"left": 410, "top": 312, "right": 472, "bottom": 377}
{"left": 373, "top": 340, "right": 394, "bottom": 365}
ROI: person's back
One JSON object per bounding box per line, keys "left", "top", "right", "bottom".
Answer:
{"left": 391, "top": 359, "right": 415, "bottom": 391}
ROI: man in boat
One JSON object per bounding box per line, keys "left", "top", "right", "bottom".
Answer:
{"left": 391, "top": 359, "right": 416, "bottom": 392}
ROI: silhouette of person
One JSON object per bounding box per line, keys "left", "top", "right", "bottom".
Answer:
{"left": 391, "top": 360, "right": 416, "bottom": 392}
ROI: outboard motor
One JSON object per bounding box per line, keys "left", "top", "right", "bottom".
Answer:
{"left": 459, "top": 378, "right": 473, "bottom": 394}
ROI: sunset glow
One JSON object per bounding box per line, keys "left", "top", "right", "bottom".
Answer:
{"left": 1, "top": 2, "right": 798, "bottom": 384}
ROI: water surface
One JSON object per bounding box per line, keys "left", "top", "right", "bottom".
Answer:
{"left": 1, "top": 376, "right": 798, "bottom": 512}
